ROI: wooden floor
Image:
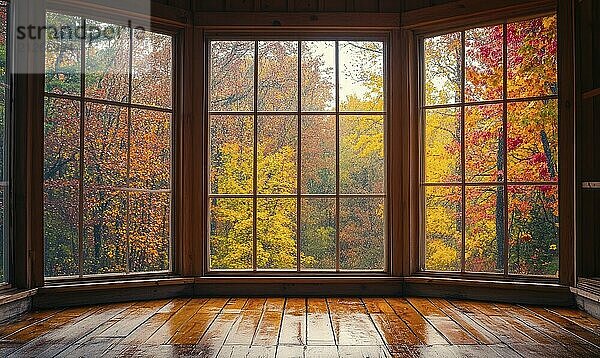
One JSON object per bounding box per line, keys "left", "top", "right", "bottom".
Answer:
{"left": 1, "top": 298, "right": 600, "bottom": 357}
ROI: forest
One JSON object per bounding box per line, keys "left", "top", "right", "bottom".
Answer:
{"left": 44, "top": 13, "right": 172, "bottom": 276}
{"left": 42, "top": 11, "right": 558, "bottom": 277}
{"left": 209, "top": 40, "right": 385, "bottom": 271}
{"left": 423, "top": 15, "right": 559, "bottom": 275}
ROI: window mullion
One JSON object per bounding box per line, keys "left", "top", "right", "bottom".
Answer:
{"left": 124, "top": 26, "right": 135, "bottom": 275}
{"left": 334, "top": 41, "right": 340, "bottom": 273}
{"left": 252, "top": 41, "right": 258, "bottom": 272}
{"left": 77, "top": 18, "right": 86, "bottom": 278}
{"left": 296, "top": 41, "right": 302, "bottom": 272}
{"left": 460, "top": 31, "right": 466, "bottom": 274}
{"left": 502, "top": 22, "right": 509, "bottom": 277}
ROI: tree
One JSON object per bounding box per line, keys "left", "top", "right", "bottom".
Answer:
{"left": 423, "top": 16, "right": 559, "bottom": 276}
{"left": 209, "top": 40, "right": 386, "bottom": 270}
{"left": 44, "top": 14, "right": 172, "bottom": 276}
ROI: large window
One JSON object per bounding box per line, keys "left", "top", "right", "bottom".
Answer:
{"left": 208, "top": 39, "right": 386, "bottom": 272}
{"left": 43, "top": 13, "right": 173, "bottom": 277}
{"left": 0, "top": 1, "right": 8, "bottom": 284}
{"left": 421, "top": 15, "right": 558, "bottom": 276}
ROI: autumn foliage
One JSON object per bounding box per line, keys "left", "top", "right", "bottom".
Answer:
{"left": 423, "top": 15, "right": 559, "bottom": 276}
{"left": 44, "top": 13, "right": 172, "bottom": 276}
{"left": 209, "top": 40, "right": 385, "bottom": 271}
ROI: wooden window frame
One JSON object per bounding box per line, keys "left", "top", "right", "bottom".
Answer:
{"left": 417, "top": 15, "right": 559, "bottom": 280}
{"left": 0, "top": 0, "right": 10, "bottom": 289}
{"left": 203, "top": 29, "right": 394, "bottom": 278}
{"left": 7, "top": 0, "right": 576, "bottom": 297}
{"left": 42, "top": 14, "right": 177, "bottom": 280}
{"left": 402, "top": 0, "right": 575, "bottom": 286}
{"left": 18, "top": 0, "right": 190, "bottom": 286}
{"left": 204, "top": 34, "right": 390, "bottom": 276}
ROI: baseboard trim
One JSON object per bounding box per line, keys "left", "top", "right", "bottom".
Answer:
{"left": 404, "top": 276, "right": 574, "bottom": 306}
{"left": 33, "top": 278, "right": 193, "bottom": 309}
{"left": 0, "top": 289, "right": 37, "bottom": 323}
{"left": 28, "top": 275, "right": 575, "bottom": 308}
{"left": 572, "top": 281, "right": 600, "bottom": 319}
{"left": 194, "top": 277, "right": 404, "bottom": 296}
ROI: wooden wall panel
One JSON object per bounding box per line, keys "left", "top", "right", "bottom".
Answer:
{"left": 379, "top": 0, "right": 403, "bottom": 13}
{"left": 402, "top": 0, "right": 430, "bottom": 11}
{"left": 292, "top": 0, "right": 319, "bottom": 12}
{"left": 321, "top": 0, "right": 347, "bottom": 12}
{"left": 558, "top": 0, "right": 575, "bottom": 286}
{"left": 197, "top": 0, "right": 225, "bottom": 11}
{"left": 228, "top": 0, "right": 255, "bottom": 11}
{"left": 353, "top": 0, "right": 379, "bottom": 12}
{"left": 190, "top": 0, "right": 459, "bottom": 12}
{"left": 260, "top": 0, "right": 288, "bottom": 11}
{"left": 576, "top": 0, "right": 600, "bottom": 280}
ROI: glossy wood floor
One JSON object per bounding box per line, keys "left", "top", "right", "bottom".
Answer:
{"left": 1, "top": 297, "right": 600, "bottom": 357}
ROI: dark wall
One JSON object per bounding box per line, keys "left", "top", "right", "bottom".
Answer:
{"left": 154, "top": 0, "right": 459, "bottom": 12}
{"left": 577, "top": 0, "right": 600, "bottom": 279}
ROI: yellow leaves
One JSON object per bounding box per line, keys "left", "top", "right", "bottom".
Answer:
{"left": 542, "top": 16, "right": 556, "bottom": 31}
{"left": 424, "top": 107, "right": 461, "bottom": 182}
{"left": 426, "top": 239, "right": 458, "bottom": 271}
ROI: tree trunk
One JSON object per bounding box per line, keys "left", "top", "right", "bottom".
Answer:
{"left": 93, "top": 223, "right": 101, "bottom": 267}
{"left": 496, "top": 136, "right": 505, "bottom": 271}
{"left": 540, "top": 130, "right": 556, "bottom": 179}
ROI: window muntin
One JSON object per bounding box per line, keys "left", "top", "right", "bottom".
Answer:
{"left": 421, "top": 15, "right": 558, "bottom": 277}
{"left": 43, "top": 12, "right": 174, "bottom": 278}
{"left": 0, "top": 1, "right": 9, "bottom": 284}
{"left": 208, "top": 39, "right": 386, "bottom": 272}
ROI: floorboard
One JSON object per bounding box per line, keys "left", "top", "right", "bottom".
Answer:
{"left": 1, "top": 297, "right": 599, "bottom": 357}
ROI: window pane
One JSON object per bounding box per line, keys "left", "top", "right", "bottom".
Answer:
{"left": 130, "top": 109, "right": 171, "bottom": 190}
{"left": 132, "top": 29, "right": 173, "bottom": 108}
{"left": 44, "top": 98, "right": 81, "bottom": 277}
{"left": 507, "top": 16, "right": 557, "bottom": 99}
{"left": 340, "top": 197, "right": 384, "bottom": 270}
{"left": 339, "top": 41, "right": 384, "bottom": 112}
{"left": 257, "top": 115, "right": 297, "bottom": 195}
{"left": 424, "top": 107, "right": 461, "bottom": 183}
{"left": 424, "top": 186, "right": 461, "bottom": 271}
{"left": 210, "top": 115, "right": 253, "bottom": 195}
{"left": 44, "top": 97, "right": 81, "bottom": 182}
{"left": 85, "top": 20, "right": 130, "bottom": 102}
{"left": 45, "top": 13, "right": 81, "bottom": 95}
{"left": 258, "top": 41, "right": 298, "bottom": 112}
{"left": 210, "top": 198, "right": 253, "bottom": 270}
{"left": 424, "top": 33, "right": 461, "bottom": 106}
{"left": 301, "top": 198, "right": 336, "bottom": 270}
{"left": 465, "top": 186, "right": 503, "bottom": 273}
{"left": 84, "top": 104, "right": 128, "bottom": 189}
{"left": 210, "top": 41, "right": 254, "bottom": 112}
{"left": 301, "top": 115, "right": 335, "bottom": 194}
{"left": 0, "top": 4, "right": 7, "bottom": 84}
{"left": 465, "top": 104, "right": 503, "bottom": 183}
{"left": 129, "top": 192, "right": 170, "bottom": 272}
{"left": 83, "top": 189, "right": 127, "bottom": 275}
{"left": 45, "top": 184, "right": 79, "bottom": 277}
{"left": 257, "top": 198, "right": 297, "bottom": 270}
{"left": 465, "top": 25, "right": 503, "bottom": 102}
{"left": 340, "top": 115, "right": 384, "bottom": 194}
{"left": 301, "top": 41, "right": 335, "bottom": 112}
{"left": 507, "top": 100, "right": 558, "bottom": 182}
{"left": 508, "top": 185, "right": 558, "bottom": 276}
